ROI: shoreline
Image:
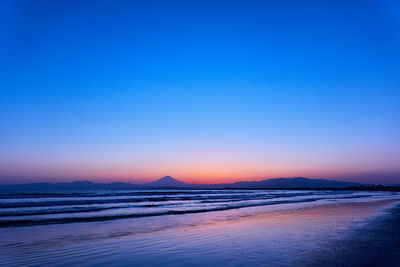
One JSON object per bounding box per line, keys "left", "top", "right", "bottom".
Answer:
{"left": 1, "top": 197, "right": 399, "bottom": 266}
{"left": 298, "top": 201, "right": 400, "bottom": 266}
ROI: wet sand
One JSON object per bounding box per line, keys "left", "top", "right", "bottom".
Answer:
{"left": 1, "top": 198, "right": 399, "bottom": 266}
{"left": 298, "top": 201, "right": 400, "bottom": 266}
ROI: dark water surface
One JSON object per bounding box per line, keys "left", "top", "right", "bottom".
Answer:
{"left": 0, "top": 190, "right": 399, "bottom": 266}
{"left": 0, "top": 189, "right": 395, "bottom": 227}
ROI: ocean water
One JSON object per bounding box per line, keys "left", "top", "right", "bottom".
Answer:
{"left": 0, "top": 190, "right": 399, "bottom": 266}
{"left": 0, "top": 189, "right": 396, "bottom": 227}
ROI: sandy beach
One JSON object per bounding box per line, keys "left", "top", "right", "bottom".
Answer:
{"left": 1, "top": 193, "right": 399, "bottom": 266}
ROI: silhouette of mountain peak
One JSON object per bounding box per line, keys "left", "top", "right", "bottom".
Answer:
{"left": 158, "top": 176, "right": 176, "bottom": 182}
{"left": 146, "top": 176, "right": 187, "bottom": 187}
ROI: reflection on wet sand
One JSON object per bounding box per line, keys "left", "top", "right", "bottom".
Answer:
{"left": 1, "top": 197, "right": 399, "bottom": 266}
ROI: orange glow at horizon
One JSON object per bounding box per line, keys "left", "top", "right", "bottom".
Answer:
{"left": 1, "top": 144, "right": 399, "bottom": 184}
{"left": 1, "top": 156, "right": 390, "bottom": 184}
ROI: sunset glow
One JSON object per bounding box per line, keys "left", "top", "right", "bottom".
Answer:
{"left": 0, "top": 0, "right": 399, "bottom": 185}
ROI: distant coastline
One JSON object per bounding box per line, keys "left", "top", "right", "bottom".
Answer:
{"left": 1, "top": 176, "right": 399, "bottom": 191}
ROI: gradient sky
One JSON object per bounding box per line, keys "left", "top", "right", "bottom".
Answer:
{"left": 0, "top": 0, "right": 399, "bottom": 184}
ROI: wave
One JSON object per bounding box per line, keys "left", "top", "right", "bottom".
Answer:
{"left": 0, "top": 189, "right": 392, "bottom": 228}
{"left": 0, "top": 198, "right": 323, "bottom": 227}
{"left": 0, "top": 192, "right": 322, "bottom": 209}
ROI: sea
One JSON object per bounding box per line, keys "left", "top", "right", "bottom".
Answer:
{"left": 0, "top": 189, "right": 399, "bottom": 266}
{"left": 0, "top": 189, "right": 397, "bottom": 227}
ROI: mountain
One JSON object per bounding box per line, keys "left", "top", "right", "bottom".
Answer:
{"left": 0, "top": 176, "right": 364, "bottom": 191}
{"left": 212, "top": 177, "right": 360, "bottom": 189}
{"left": 145, "top": 176, "right": 189, "bottom": 188}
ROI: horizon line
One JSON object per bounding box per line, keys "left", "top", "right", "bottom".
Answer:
{"left": 0, "top": 176, "right": 389, "bottom": 186}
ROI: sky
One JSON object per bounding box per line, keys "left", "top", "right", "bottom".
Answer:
{"left": 0, "top": 0, "right": 399, "bottom": 185}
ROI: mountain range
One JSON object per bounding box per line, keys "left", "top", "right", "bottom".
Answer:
{"left": 0, "top": 176, "right": 378, "bottom": 191}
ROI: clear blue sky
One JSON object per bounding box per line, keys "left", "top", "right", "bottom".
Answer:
{"left": 0, "top": 0, "right": 399, "bottom": 184}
